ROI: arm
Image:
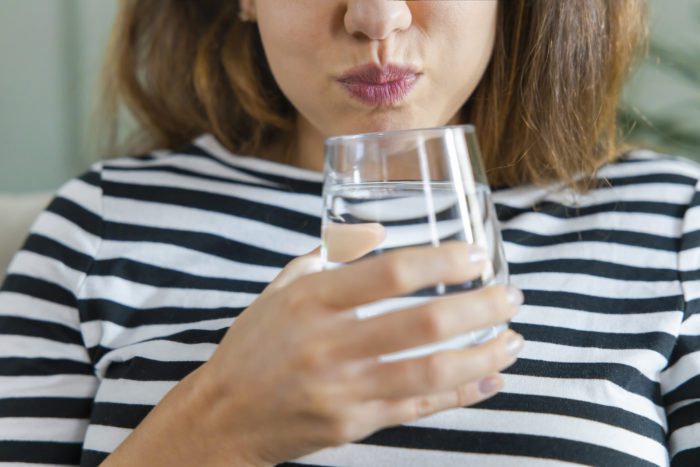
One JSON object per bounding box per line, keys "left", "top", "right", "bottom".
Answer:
{"left": 2, "top": 169, "right": 520, "bottom": 465}
{"left": 0, "top": 168, "right": 103, "bottom": 464}
{"left": 103, "top": 241, "right": 520, "bottom": 466}
{"left": 662, "top": 179, "right": 700, "bottom": 466}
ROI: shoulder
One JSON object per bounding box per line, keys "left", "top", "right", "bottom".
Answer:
{"left": 495, "top": 149, "right": 700, "bottom": 208}
{"left": 593, "top": 149, "right": 700, "bottom": 210}
{"left": 95, "top": 136, "right": 324, "bottom": 208}
{"left": 493, "top": 149, "right": 700, "bottom": 235}
{"left": 599, "top": 149, "right": 700, "bottom": 187}
{"left": 97, "top": 135, "right": 299, "bottom": 192}
{"left": 49, "top": 161, "right": 104, "bottom": 225}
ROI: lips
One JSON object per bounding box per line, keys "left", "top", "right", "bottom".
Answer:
{"left": 337, "top": 63, "right": 420, "bottom": 107}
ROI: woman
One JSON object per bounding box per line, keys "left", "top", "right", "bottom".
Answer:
{"left": 0, "top": 0, "right": 698, "bottom": 465}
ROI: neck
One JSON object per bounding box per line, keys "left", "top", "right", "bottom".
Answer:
{"left": 288, "top": 115, "right": 326, "bottom": 173}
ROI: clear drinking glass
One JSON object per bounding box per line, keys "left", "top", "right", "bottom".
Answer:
{"left": 321, "top": 124, "right": 509, "bottom": 363}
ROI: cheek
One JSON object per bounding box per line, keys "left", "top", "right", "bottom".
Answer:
{"left": 256, "top": 6, "right": 331, "bottom": 108}
{"left": 258, "top": 20, "right": 318, "bottom": 73}
{"left": 429, "top": 4, "right": 498, "bottom": 91}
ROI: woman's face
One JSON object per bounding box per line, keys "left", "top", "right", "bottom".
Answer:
{"left": 250, "top": 0, "right": 498, "bottom": 139}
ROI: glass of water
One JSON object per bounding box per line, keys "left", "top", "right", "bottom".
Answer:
{"left": 320, "top": 124, "right": 509, "bottom": 363}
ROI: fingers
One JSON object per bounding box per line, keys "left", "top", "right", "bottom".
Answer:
{"left": 350, "top": 329, "right": 523, "bottom": 401}
{"left": 379, "top": 375, "right": 503, "bottom": 427}
{"left": 329, "top": 283, "right": 522, "bottom": 361}
{"left": 350, "top": 374, "right": 503, "bottom": 437}
{"left": 302, "top": 241, "right": 488, "bottom": 309}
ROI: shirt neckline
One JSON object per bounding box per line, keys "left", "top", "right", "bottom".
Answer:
{"left": 194, "top": 134, "right": 324, "bottom": 182}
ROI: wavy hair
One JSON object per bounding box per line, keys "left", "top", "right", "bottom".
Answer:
{"left": 102, "top": 0, "right": 647, "bottom": 191}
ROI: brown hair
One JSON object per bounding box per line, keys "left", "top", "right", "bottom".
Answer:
{"left": 102, "top": 0, "right": 647, "bottom": 191}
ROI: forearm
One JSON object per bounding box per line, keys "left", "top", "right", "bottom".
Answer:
{"left": 102, "top": 365, "right": 265, "bottom": 467}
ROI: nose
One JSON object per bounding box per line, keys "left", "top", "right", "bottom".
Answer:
{"left": 344, "top": 0, "right": 412, "bottom": 41}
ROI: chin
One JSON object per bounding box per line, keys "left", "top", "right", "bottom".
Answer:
{"left": 332, "top": 112, "right": 438, "bottom": 137}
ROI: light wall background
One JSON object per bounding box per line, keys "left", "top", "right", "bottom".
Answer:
{"left": 1, "top": 0, "right": 699, "bottom": 194}
{"left": 1, "top": 0, "right": 117, "bottom": 193}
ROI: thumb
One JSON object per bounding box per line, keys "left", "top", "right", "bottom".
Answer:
{"left": 324, "top": 222, "right": 386, "bottom": 263}
{"left": 263, "top": 223, "right": 386, "bottom": 294}
{"left": 263, "top": 245, "right": 323, "bottom": 294}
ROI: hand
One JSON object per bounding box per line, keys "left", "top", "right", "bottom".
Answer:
{"left": 105, "top": 230, "right": 523, "bottom": 466}
{"left": 197, "top": 236, "right": 523, "bottom": 466}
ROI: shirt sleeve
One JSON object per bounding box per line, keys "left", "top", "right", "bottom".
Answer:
{"left": 662, "top": 178, "right": 700, "bottom": 466}
{"left": 0, "top": 166, "right": 103, "bottom": 465}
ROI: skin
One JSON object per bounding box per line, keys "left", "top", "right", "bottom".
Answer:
{"left": 104, "top": 2, "right": 523, "bottom": 466}
{"left": 250, "top": 0, "right": 499, "bottom": 171}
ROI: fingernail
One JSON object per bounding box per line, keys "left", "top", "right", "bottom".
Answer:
{"left": 506, "top": 331, "right": 524, "bottom": 357}
{"left": 506, "top": 286, "right": 524, "bottom": 306}
{"left": 478, "top": 375, "right": 502, "bottom": 395}
{"left": 467, "top": 246, "right": 487, "bottom": 263}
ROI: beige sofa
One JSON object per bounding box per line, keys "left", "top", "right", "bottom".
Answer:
{"left": 0, "top": 192, "right": 53, "bottom": 283}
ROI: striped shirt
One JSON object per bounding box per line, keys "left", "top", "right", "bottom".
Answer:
{"left": 1, "top": 133, "right": 699, "bottom": 466}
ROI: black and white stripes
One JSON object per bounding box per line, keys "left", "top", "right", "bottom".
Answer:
{"left": 1, "top": 134, "right": 698, "bottom": 466}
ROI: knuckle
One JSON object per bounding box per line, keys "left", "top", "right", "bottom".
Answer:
{"left": 491, "top": 286, "right": 516, "bottom": 320}
{"left": 325, "top": 416, "right": 358, "bottom": 446}
{"left": 455, "top": 384, "right": 474, "bottom": 408}
{"left": 414, "top": 395, "right": 438, "bottom": 419}
{"left": 423, "top": 353, "right": 452, "bottom": 390}
{"left": 284, "top": 277, "right": 309, "bottom": 307}
{"left": 495, "top": 284, "right": 514, "bottom": 305}
{"left": 287, "top": 256, "right": 305, "bottom": 268}
{"left": 381, "top": 257, "right": 412, "bottom": 291}
{"left": 476, "top": 286, "right": 507, "bottom": 319}
{"left": 296, "top": 343, "right": 328, "bottom": 372}
{"left": 462, "top": 289, "right": 491, "bottom": 325}
{"left": 444, "top": 246, "right": 467, "bottom": 272}
{"left": 483, "top": 284, "right": 503, "bottom": 305}
{"left": 418, "top": 303, "right": 450, "bottom": 342}
{"left": 285, "top": 279, "right": 313, "bottom": 308}
{"left": 476, "top": 347, "right": 502, "bottom": 373}
{"left": 300, "top": 381, "right": 336, "bottom": 419}
{"left": 449, "top": 241, "right": 472, "bottom": 259}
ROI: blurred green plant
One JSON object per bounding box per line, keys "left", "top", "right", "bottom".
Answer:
{"left": 618, "top": 1, "right": 700, "bottom": 161}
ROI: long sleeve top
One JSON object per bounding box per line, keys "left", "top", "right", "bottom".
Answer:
{"left": 1, "top": 134, "right": 699, "bottom": 466}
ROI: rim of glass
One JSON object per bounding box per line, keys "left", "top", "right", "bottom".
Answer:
{"left": 325, "top": 124, "right": 476, "bottom": 145}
